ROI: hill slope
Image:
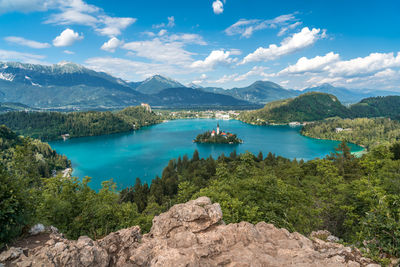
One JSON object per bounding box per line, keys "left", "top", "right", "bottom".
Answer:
{"left": 349, "top": 95, "right": 400, "bottom": 118}
{"left": 240, "top": 92, "right": 351, "bottom": 124}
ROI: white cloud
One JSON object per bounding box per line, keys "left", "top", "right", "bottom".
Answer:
{"left": 0, "top": 49, "right": 46, "bottom": 64}
{"left": 241, "top": 27, "right": 325, "bottom": 64}
{"left": 278, "top": 52, "right": 339, "bottom": 75}
{"left": 158, "top": 29, "right": 167, "bottom": 36}
{"left": 85, "top": 57, "right": 193, "bottom": 81}
{"left": 277, "top": 21, "right": 302, "bottom": 37}
{"left": 96, "top": 16, "right": 136, "bottom": 37}
{"left": 191, "top": 50, "right": 233, "bottom": 70}
{"left": 225, "top": 14, "right": 298, "bottom": 38}
{"left": 45, "top": 0, "right": 99, "bottom": 26}
{"left": 191, "top": 74, "right": 207, "bottom": 85}
{"left": 63, "top": 50, "right": 75, "bottom": 54}
{"left": 4, "top": 36, "right": 51, "bottom": 49}
{"left": 168, "top": 33, "right": 207, "bottom": 45}
{"left": 214, "top": 74, "right": 239, "bottom": 84}
{"left": 101, "top": 37, "right": 123, "bottom": 52}
{"left": 229, "top": 49, "right": 242, "bottom": 55}
{"left": 53, "top": 28, "right": 83, "bottom": 47}
{"left": 212, "top": 0, "right": 224, "bottom": 14}
{"left": 234, "top": 66, "right": 270, "bottom": 81}
{"left": 0, "top": 0, "right": 57, "bottom": 13}
{"left": 122, "top": 38, "right": 194, "bottom": 66}
{"left": 167, "top": 16, "right": 175, "bottom": 27}
{"left": 153, "top": 16, "right": 175, "bottom": 29}
{"left": 41, "top": 0, "right": 135, "bottom": 36}
{"left": 326, "top": 52, "right": 400, "bottom": 78}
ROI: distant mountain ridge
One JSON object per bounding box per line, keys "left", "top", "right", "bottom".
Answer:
{"left": 303, "top": 83, "right": 400, "bottom": 104}
{"left": 0, "top": 61, "right": 399, "bottom": 110}
{"left": 203, "top": 81, "right": 299, "bottom": 104}
{"left": 0, "top": 61, "right": 255, "bottom": 109}
{"left": 132, "top": 74, "right": 184, "bottom": 94}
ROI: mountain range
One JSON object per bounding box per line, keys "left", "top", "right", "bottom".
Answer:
{"left": 0, "top": 61, "right": 399, "bottom": 110}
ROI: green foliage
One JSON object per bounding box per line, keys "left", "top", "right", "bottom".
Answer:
{"left": 0, "top": 126, "right": 70, "bottom": 248}
{"left": 349, "top": 96, "right": 400, "bottom": 118}
{"left": 240, "top": 92, "right": 351, "bottom": 124}
{"left": 301, "top": 118, "right": 400, "bottom": 149}
{"left": 3, "top": 123, "right": 400, "bottom": 261}
{"left": 194, "top": 130, "right": 242, "bottom": 144}
{"left": 0, "top": 106, "right": 162, "bottom": 141}
{"left": 240, "top": 94, "right": 400, "bottom": 125}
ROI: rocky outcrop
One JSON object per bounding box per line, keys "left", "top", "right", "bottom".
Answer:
{"left": 1, "top": 197, "right": 380, "bottom": 267}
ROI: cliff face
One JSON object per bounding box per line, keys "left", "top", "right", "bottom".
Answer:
{"left": 1, "top": 197, "right": 379, "bottom": 267}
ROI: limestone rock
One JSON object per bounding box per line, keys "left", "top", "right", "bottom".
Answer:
{"left": 1, "top": 197, "right": 381, "bottom": 267}
{"left": 28, "top": 224, "right": 45, "bottom": 236}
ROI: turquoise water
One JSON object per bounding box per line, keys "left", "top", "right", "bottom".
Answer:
{"left": 49, "top": 119, "right": 363, "bottom": 190}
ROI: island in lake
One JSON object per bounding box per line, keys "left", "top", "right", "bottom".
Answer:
{"left": 194, "top": 123, "right": 243, "bottom": 144}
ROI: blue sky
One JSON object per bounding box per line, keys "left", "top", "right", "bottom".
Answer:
{"left": 0, "top": 0, "right": 400, "bottom": 90}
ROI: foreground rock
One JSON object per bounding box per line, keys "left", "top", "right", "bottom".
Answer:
{"left": 1, "top": 197, "right": 379, "bottom": 267}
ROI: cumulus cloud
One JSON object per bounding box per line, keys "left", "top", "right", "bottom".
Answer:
{"left": 326, "top": 52, "right": 400, "bottom": 78}
{"left": 212, "top": 0, "right": 224, "bottom": 14}
{"left": 229, "top": 49, "right": 242, "bottom": 55}
{"left": 122, "top": 38, "right": 194, "bottom": 66}
{"left": 63, "top": 50, "right": 75, "bottom": 54}
{"left": 101, "top": 37, "right": 123, "bottom": 52}
{"left": 153, "top": 16, "right": 175, "bottom": 29}
{"left": 168, "top": 33, "right": 207, "bottom": 45}
{"left": 85, "top": 57, "right": 194, "bottom": 81}
{"left": 191, "top": 50, "right": 233, "bottom": 70}
{"left": 234, "top": 66, "right": 270, "bottom": 81}
{"left": 53, "top": 28, "right": 83, "bottom": 47}
{"left": 45, "top": 0, "right": 100, "bottom": 26}
{"left": 191, "top": 73, "right": 208, "bottom": 85}
{"left": 0, "top": 49, "right": 46, "bottom": 64}
{"left": 225, "top": 14, "right": 298, "bottom": 38}
{"left": 278, "top": 52, "right": 339, "bottom": 75}
{"left": 36, "top": 0, "right": 136, "bottom": 36}
{"left": 4, "top": 36, "right": 51, "bottom": 49}
{"left": 240, "top": 27, "right": 325, "bottom": 64}
{"left": 277, "top": 21, "right": 302, "bottom": 37}
{"left": 214, "top": 73, "right": 238, "bottom": 84}
{"left": 0, "top": 0, "right": 57, "bottom": 13}
{"left": 96, "top": 16, "right": 136, "bottom": 36}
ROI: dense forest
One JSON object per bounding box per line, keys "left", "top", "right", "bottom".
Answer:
{"left": 1, "top": 123, "right": 400, "bottom": 264}
{"left": 301, "top": 118, "right": 400, "bottom": 149}
{"left": 0, "top": 106, "right": 162, "bottom": 141}
{"left": 240, "top": 93, "right": 400, "bottom": 125}
{"left": 239, "top": 92, "right": 351, "bottom": 124}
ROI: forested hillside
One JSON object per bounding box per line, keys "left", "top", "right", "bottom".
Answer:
{"left": 2, "top": 126, "right": 400, "bottom": 263}
{"left": 0, "top": 106, "right": 162, "bottom": 141}
{"left": 240, "top": 92, "right": 350, "bottom": 124}
{"left": 349, "top": 95, "right": 400, "bottom": 118}
{"left": 240, "top": 93, "right": 400, "bottom": 125}
{"left": 301, "top": 118, "right": 400, "bottom": 149}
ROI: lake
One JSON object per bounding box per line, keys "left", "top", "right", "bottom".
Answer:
{"left": 49, "top": 119, "right": 363, "bottom": 190}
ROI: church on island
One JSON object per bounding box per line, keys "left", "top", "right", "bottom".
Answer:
{"left": 210, "top": 124, "right": 231, "bottom": 138}
{"left": 194, "top": 124, "right": 243, "bottom": 144}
